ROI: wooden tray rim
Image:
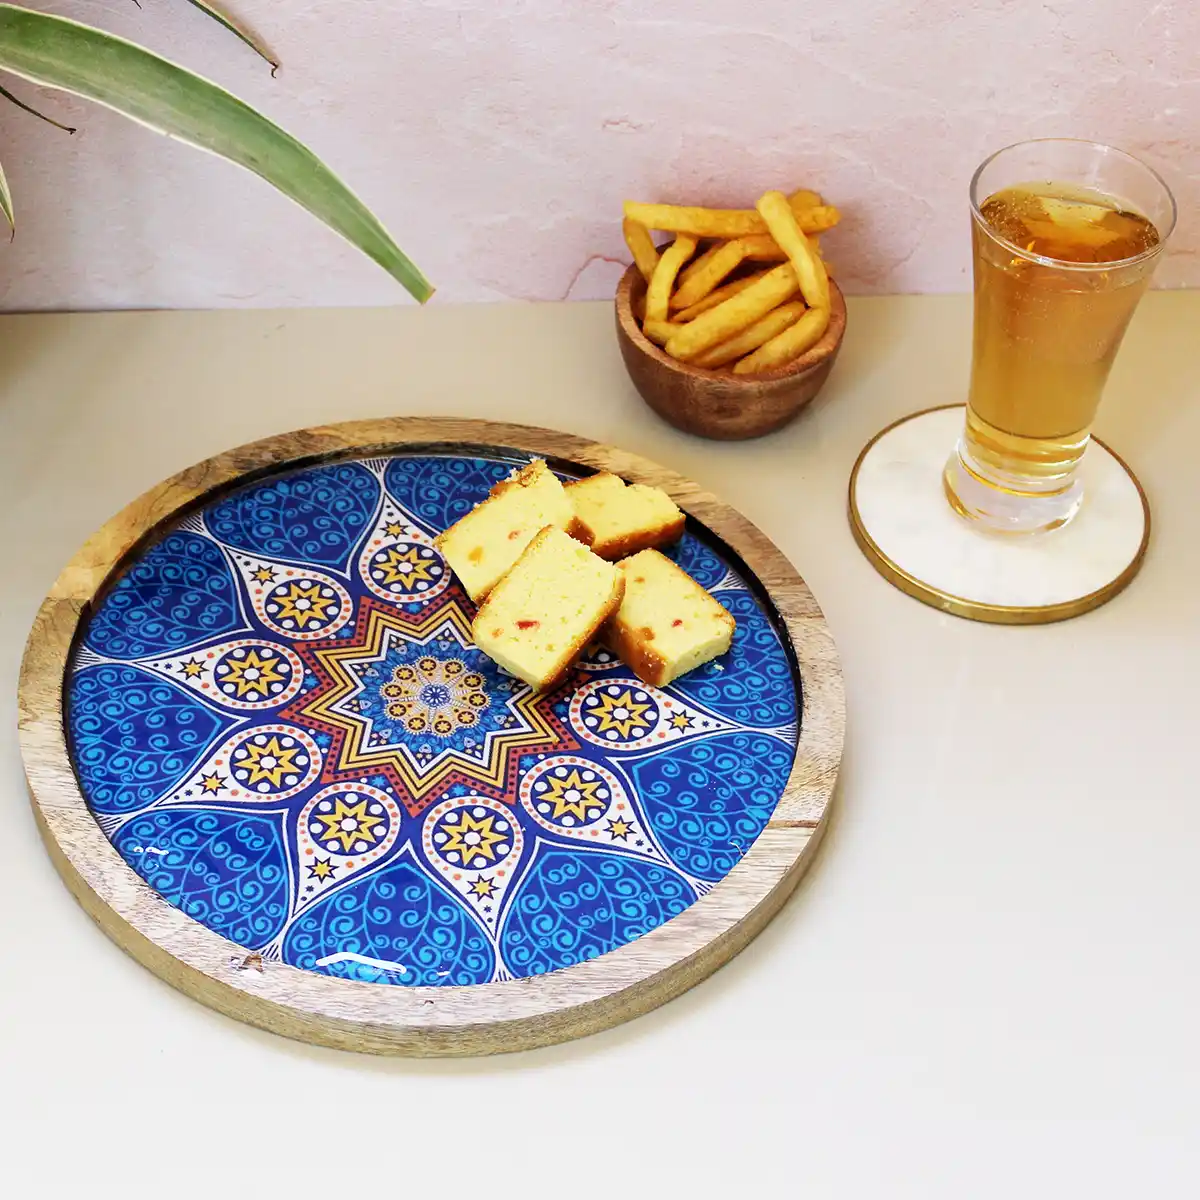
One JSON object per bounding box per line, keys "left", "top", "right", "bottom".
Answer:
{"left": 17, "top": 416, "right": 844, "bottom": 1057}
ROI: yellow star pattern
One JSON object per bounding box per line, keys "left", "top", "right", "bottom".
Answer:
{"left": 200, "top": 772, "right": 226, "bottom": 794}
{"left": 384, "top": 522, "right": 406, "bottom": 538}
{"left": 232, "top": 735, "right": 305, "bottom": 788}
{"left": 439, "top": 810, "right": 509, "bottom": 867}
{"left": 269, "top": 581, "right": 339, "bottom": 630}
{"left": 216, "top": 649, "right": 289, "bottom": 700}
{"left": 468, "top": 876, "right": 496, "bottom": 899}
{"left": 669, "top": 712, "right": 692, "bottom": 731}
{"left": 308, "top": 857, "right": 337, "bottom": 880}
{"left": 606, "top": 817, "right": 632, "bottom": 840}
{"left": 539, "top": 768, "right": 606, "bottom": 823}
{"left": 587, "top": 689, "right": 654, "bottom": 739}
{"left": 372, "top": 545, "right": 440, "bottom": 588}
{"left": 311, "top": 795, "right": 386, "bottom": 854}
{"left": 181, "top": 658, "right": 205, "bottom": 678}
{"left": 252, "top": 566, "right": 276, "bottom": 584}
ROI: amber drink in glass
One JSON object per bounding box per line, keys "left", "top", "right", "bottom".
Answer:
{"left": 944, "top": 139, "right": 1175, "bottom": 533}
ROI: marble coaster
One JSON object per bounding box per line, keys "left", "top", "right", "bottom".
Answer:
{"left": 848, "top": 406, "right": 1150, "bottom": 624}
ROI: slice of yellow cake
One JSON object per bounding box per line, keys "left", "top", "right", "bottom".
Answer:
{"left": 565, "top": 473, "right": 685, "bottom": 561}
{"left": 435, "top": 459, "right": 577, "bottom": 602}
{"left": 605, "top": 549, "right": 735, "bottom": 686}
{"left": 473, "top": 526, "right": 625, "bottom": 691}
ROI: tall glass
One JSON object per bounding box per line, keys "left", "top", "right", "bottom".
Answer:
{"left": 943, "top": 139, "right": 1176, "bottom": 533}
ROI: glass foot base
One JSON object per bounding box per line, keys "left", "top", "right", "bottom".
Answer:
{"left": 848, "top": 406, "right": 1150, "bottom": 624}
{"left": 943, "top": 444, "right": 1084, "bottom": 534}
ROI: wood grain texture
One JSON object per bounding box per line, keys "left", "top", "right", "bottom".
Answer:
{"left": 18, "top": 418, "right": 845, "bottom": 1057}
{"left": 615, "top": 267, "right": 847, "bottom": 441}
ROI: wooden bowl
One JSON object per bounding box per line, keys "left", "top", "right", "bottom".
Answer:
{"left": 614, "top": 264, "right": 847, "bottom": 441}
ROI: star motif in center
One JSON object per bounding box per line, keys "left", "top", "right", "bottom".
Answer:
{"left": 384, "top": 521, "right": 407, "bottom": 538}
{"left": 540, "top": 768, "right": 606, "bottom": 823}
{"left": 200, "top": 771, "right": 226, "bottom": 794}
{"left": 468, "top": 875, "right": 496, "bottom": 899}
{"left": 232, "top": 735, "right": 305, "bottom": 788}
{"left": 181, "top": 657, "right": 205, "bottom": 678}
{"left": 270, "top": 581, "right": 339, "bottom": 630}
{"left": 252, "top": 566, "right": 276, "bottom": 584}
{"left": 669, "top": 712, "right": 693, "bottom": 731}
{"left": 439, "top": 810, "right": 508, "bottom": 867}
{"left": 217, "top": 648, "right": 289, "bottom": 700}
{"left": 373, "top": 545, "right": 441, "bottom": 588}
{"left": 311, "top": 795, "right": 386, "bottom": 854}
{"left": 284, "top": 596, "right": 579, "bottom": 817}
{"left": 588, "top": 688, "right": 654, "bottom": 739}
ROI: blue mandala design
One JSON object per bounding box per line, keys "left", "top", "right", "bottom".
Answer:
{"left": 671, "top": 533, "right": 729, "bottom": 590}
{"left": 66, "top": 449, "right": 804, "bottom": 986}
{"left": 113, "top": 808, "right": 289, "bottom": 948}
{"left": 70, "top": 665, "right": 234, "bottom": 814}
{"left": 630, "top": 732, "right": 794, "bottom": 880}
{"left": 206, "top": 462, "right": 380, "bottom": 568}
{"left": 501, "top": 851, "right": 695, "bottom": 975}
{"left": 85, "top": 531, "right": 241, "bottom": 658}
{"left": 384, "top": 455, "right": 515, "bottom": 532}
{"left": 283, "top": 859, "right": 495, "bottom": 985}
{"left": 671, "top": 590, "right": 799, "bottom": 728}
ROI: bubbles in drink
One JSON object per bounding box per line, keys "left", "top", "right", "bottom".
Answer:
{"left": 979, "top": 184, "right": 1159, "bottom": 265}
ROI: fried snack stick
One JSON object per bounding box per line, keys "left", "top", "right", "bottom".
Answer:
{"left": 624, "top": 199, "right": 840, "bottom": 239}
{"left": 755, "top": 190, "right": 830, "bottom": 310}
{"left": 733, "top": 304, "right": 831, "bottom": 374}
{"left": 670, "top": 238, "right": 752, "bottom": 310}
{"left": 741, "top": 232, "right": 829, "bottom": 261}
{"left": 645, "top": 234, "right": 697, "bottom": 322}
{"left": 641, "top": 317, "right": 682, "bottom": 346}
{"left": 672, "top": 271, "right": 770, "bottom": 322}
{"left": 692, "top": 301, "right": 808, "bottom": 369}
{"left": 664, "top": 262, "right": 799, "bottom": 361}
{"left": 739, "top": 233, "right": 787, "bottom": 261}
{"left": 623, "top": 217, "right": 660, "bottom": 283}
{"left": 788, "top": 188, "right": 823, "bottom": 209}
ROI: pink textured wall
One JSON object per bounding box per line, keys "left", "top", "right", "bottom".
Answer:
{"left": 0, "top": 0, "right": 1193, "bottom": 309}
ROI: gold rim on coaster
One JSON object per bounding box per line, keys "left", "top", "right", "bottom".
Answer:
{"left": 847, "top": 404, "right": 1152, "bottom": 626}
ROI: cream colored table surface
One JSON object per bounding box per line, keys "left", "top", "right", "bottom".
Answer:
{"left": 2, "top": 294, "right": 1198, "bottom": 1197}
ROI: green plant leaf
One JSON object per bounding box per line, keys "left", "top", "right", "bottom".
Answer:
{"left": 0, "top": 5, "right": 433, "bottom": 301}
{"left": 0, "top": 80, "right": 75, "bottom": 131}
{"left": 180, "top": 1, "right": 278, "bottom": 73}
{"left": 0, "top": 151, "right": 13, "bottom": 233}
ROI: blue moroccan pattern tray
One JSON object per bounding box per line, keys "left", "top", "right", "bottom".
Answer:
{"left": 67, "top": 452, "right": 800, "bottom": 987}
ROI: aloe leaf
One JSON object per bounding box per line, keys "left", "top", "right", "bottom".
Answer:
{"left": 0, "top": 6, "right": 432, "bottom": 301}
{"left": 0, "top": 80, "right": 76, "bottom": 131}
{"left": 0, "top": 152, "right": 13, "bottom": 233}
{"left": 180, "top": 1, "right": 278, "bottom": 73}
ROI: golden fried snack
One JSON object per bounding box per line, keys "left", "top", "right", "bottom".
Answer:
{"left": 740, "top": 232, "right": 825, "bottom": 261}
{"left": 623, "top": 199, "right": 839, "bottom": 239}
{"left": 664, "top": 262, "right": 799, "bottom": 361}
{"left": 788, "top": 188, "right": 823, "bottom": 209}
{"left": 755, "top": 190, "right": 830, "bottom": 310}
{"left": 671, "top": 238, "right": 750, "bottom": 310}
{"left": 739, "top": 234, "right": 787, "bottom": 261}
{"left": 733, "top": 304, "right": 831, "bottom": 373}
{"left": 672, "top": 271, "right": 769, "bottom": 322}
{"left": 674, "top": 239, "right": 726, "bottom": 280}
{"left": 645, "top": 234, "right": 697, "bottom": 323}
{"left": 692, "top": 301, "right": 808, "bottom": 368}
{"left": 623, "top": 218, "right": 660, "bottom": 283}
{"left": 641, "top": 317, "right": 681, "bottom": 346}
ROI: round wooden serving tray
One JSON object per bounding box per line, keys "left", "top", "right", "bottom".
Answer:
{"left": 18, "top": 418, "right": 843, "bottom": 1056}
